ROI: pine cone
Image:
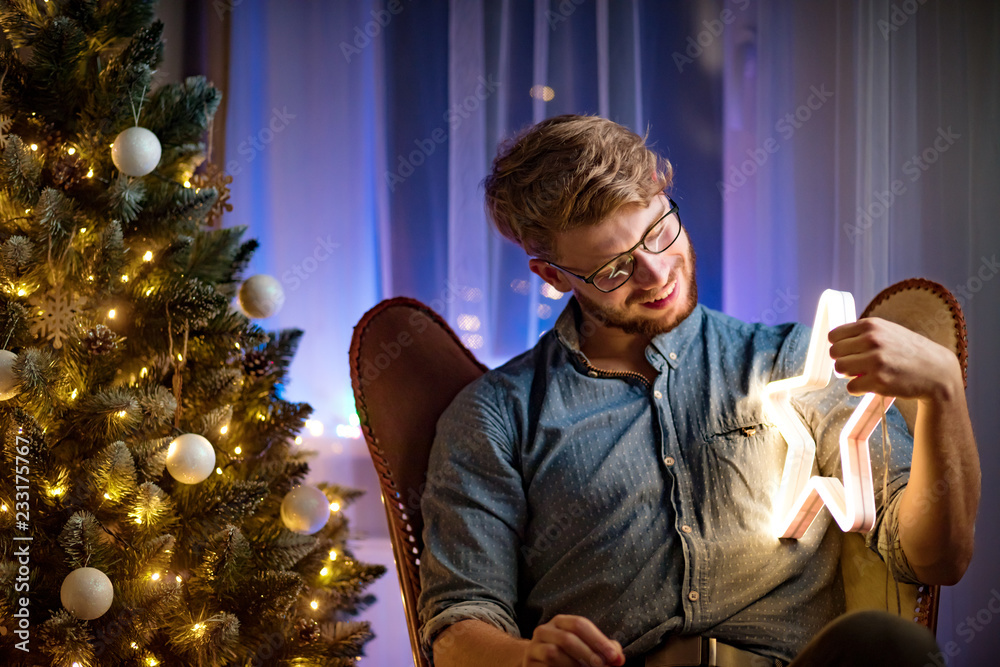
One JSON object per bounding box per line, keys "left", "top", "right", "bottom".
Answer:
{"left": 242, "top": 349, "right": 273, "bottom": 378}
{"left": 295, "top": 617, "right": 320, "bottom": 642}
{"left": 51, "top": 153, "right": 86, "bottom": 189}
{"left": 82, "top": 324, "right": 119, "bottom": 355}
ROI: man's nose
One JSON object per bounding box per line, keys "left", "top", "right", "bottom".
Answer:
{"left": 631, "top": 250, "right": 677, "bottom": 288}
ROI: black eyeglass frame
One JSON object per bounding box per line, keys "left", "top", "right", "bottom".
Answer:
{"left": 545, "top": 198, "right": 683, "bottom": 293}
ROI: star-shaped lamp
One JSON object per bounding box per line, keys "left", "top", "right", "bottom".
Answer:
{"left": 764, "top": 289, "right": 895, "bottom": 539}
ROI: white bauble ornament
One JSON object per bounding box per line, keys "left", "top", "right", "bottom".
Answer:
{"left": 111, "top": 126, "right": 162, "bottom": 177}
{"left": 238, "top": 274, "right": 285, "bottom": 319}
{"left": 61, "top": 567, "right": 114, "bottom": 620}
{"left": 166, "top": 433, "right": 216, "bottom": 484}
{"left": 280, "top": 485, "right": 331, "bottom": 535}
{"left": 0, "top": 349, "right": 20, "bottom": 400}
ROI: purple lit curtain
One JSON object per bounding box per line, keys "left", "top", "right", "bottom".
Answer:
{"left": 723, "top": 2, "right": 1000, "bottom": 664}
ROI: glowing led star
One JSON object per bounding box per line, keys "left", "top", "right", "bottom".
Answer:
{"left": 764, "top": 289, "right": 895, "bottom": 539}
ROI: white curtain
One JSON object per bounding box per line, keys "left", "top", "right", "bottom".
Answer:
{"left": 724, "top": 2, "right": 1000, "bottom": 662}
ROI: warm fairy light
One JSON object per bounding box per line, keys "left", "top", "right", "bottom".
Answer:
{"left": 108, "top": 309, "right": 117, "bottom": 319}
{"left": 234, "top": 342, "right": 241, "bottom": 350}
{"left": 87, "top": 275, "right": 94, "bottom": 281}
{"left": 121, "top": 274, "right": 129, "bottom": 283}
{"left": 145, "top": 287, "right": 153, "bottom": 296}
{"left": 140, "top": 367, "right": 148, "bottom": 378}
{"left": 16, "top": 287, "right": 26, "bottom": 296}
{"left": 320, "top": 567, "right": 329, "bottom": 576}
{"left": 86, "top": 168, "right": 94, "bottom": 178}
{"left": 175, "top": 575, "right": 182, "bottom": 583}
{"left": 1, "top": 504, "right": 8, "bottom": 512}
{"left": 67, "top": 147, "right": 76, "bottom": 155}
{"left": 220, "top": 425, "right": 229, "bottom": 435}
{"left": 147, "top": 658, "right": 158, "bottom": 667}
{"left": 257, "top": 413, "right": 266, "bottom": 421}
{"left": 29, "top": 143, "right": 38, "bottom": 151}
{"left": 294, "top": 436, "right": 303, "bottom": 445}
{"left": 150, "top": 572, "right": 160, "bottom": 581}
{"left": 310, "top": 600, "right": 319, "bottom": 610}
{"left": 70, "top": 388, "right": 78, "bottom": 399}
{"left": 183, "top": 180, "right": 192, "bottom": 188}
{"left": 233, "top": 446, "right": 242, "bottom": 455}
{"left": 192, "top": 622, "right": 204, "bottom": 635}
{"left": 72, "top": 663, "right": 80, "bottom": 667}
{"left": 131, "top": 642, "right": 138, "bottom": 649}
{"left": 329, "top": 550, "right": 337, "bottom": 561}
{"left": 79, "top": 228, "right": 87, "bottom": 234}
{"left": 305, "top": 419, "right": 324, "bottom": 437}
{"left": 143, "top": 250, "right": 153, "bottom": 261}
{"left": 215, "top": 467, "right": 223, "bottom": 475}
{"left": 117, "top": 410, "right": 128, "bottom": 418}
{"left": 135, "top": 516, "right": 143, "bottom": 523}
{"left": 177, "top": 353, "right": 183, "bottom": 361}
{"left": 330, "top": 502, "right": 341, "bottom": 513}
{"left": 104, "top": 493, "right": 111, "bottom": 500}
{"left": 49, "top": 486, "right": 66, "bottom": 497}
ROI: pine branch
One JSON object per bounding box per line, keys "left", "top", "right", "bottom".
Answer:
{"left": 36, "top": 610, "right": 96, "bottom": 667}
{"left": 106, "top": 172, "right": 146, "bottom": 222}
{"left": 1, "top": 136, "right": 42, "bottom": 205}
{"left": 58, "top": 510, "right": 117, "bottom": 569}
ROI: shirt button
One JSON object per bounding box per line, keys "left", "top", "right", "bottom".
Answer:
{"left": 653, "top": 390, "right": 663, "bottom": 399}
{"left": 664, "top": 456, "right": 675, "bottom": 466}
{"left": 688, "top": 591, "right": 700, "bottom": 601}
{"left": 669, "top": 352, "right": 678, "bottom": 360}
{"left": 681, "top": 525, "right": 692, "bottom": 534}
{"left": 587, "top": 371, "right": 598, "bottom": 378}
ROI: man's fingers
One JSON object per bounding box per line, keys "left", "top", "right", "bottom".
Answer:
{"left": 532, "top": 624, "right": 605, "bottom": 666}
{"left": 551, "top": 615, "right": 624, "bottom": 664}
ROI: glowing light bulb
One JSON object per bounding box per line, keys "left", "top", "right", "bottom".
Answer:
{"left": 310, "top": 600, "right": 318, "bottom": 610}
{"left": 220, "top": 425, "right": 229, "bottom": 435}
{"left": 216, "top": 467, "right": 223, "bottom": 475}
{"left": 175, "top": 575, "right": 182, "bottom": 583}
{"left": 104, "top": 493, "right": 111, "bottom": 500}
{"left": 140, "top": 367, "right": 148, "bottom": 378}
{"left": 1, "top": 504, "right": 8, "bottom": 512}
{"left": 151, "top": 572, "right": 160, "bottom": 581}
{"left": 108, "top": 309, "right": 117, "bottom": 319}
{"left": 86, "top": 168, "right": 94, "bottom": 178}
{"left": 131, "top": 642, "right": 139, "bottom": 649}
{"left": 143, "top": 250, "right": 153, "bottom": 261}
{"left": 233, "top": 446, "right": 242, "bottom": 455}
{"left": 79, "top": 227, "right": 87, "bottom": 234}
{"left": 294, "top": 436, "right": 303, "bottom": 445}
{"left": 67, "top": 147, "right": 76, "bottom": 155}
{"left": 16, "top": 287, "right": 26, "bottom": 296}
{"left": 329, "top": 550, "right": 337, "bottom": 561}
{"left": 330, "top": 502, "right": 341, "bottom": 513}
{"left": 70, "top": 388, "right": 78, "bottom": 399}
{"left": 320, "top": 567, "right": 329, "bottom": 576}
{"left": 29, "top": 143, "right": 38, "bottom": 151}
{"left": 183, "top": 180, "right": 191, "bottom": 188}
{"left": 121, "top": 274, "right": 129, "bottom": 283}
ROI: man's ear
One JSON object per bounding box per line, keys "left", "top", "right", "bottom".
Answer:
{"left": 528, "top": 258, "right": 574, "bottom": 293}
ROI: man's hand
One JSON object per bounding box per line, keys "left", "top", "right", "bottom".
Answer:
{"left": 524, "top": 615, "right": 625, "bottom": 667}
{"left": 828, "top": 317, "right": 961, "bottom": 401}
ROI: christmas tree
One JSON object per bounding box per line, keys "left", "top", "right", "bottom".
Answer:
{"left": 0, "top": 1, "right": 384, "bottom": 665}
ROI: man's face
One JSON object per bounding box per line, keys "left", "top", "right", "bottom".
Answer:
{"left": 544, "top": 193, "right": 698, "bottom": 339}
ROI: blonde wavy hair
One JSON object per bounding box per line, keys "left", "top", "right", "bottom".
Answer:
{"left": 483, "top": 114, "right": 673, "bottom": 262}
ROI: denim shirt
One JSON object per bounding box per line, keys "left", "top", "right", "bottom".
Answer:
{"left": 418, "top": 300, "right": 917, "bottom": 663}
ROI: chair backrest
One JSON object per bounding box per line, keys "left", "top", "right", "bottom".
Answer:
{"left": 349, "top": 280, "right": 966, "bottom": 662}
{"left": 841, "top": 278, "right": 968, "bottom": 634}
{"left": 349, "top": 298, "right": 487, "bottom": 667}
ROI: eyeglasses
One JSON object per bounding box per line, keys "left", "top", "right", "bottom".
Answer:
{"left": 547, "top": 198, "right": 683, "bottom": 293}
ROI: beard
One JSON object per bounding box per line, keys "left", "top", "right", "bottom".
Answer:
{"left": 575, "top": 245, "right": 699, "bottom": 339}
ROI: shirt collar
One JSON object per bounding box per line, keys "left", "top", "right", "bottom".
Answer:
{"left": 553, "top": 297, "right": 704, "bottom": 370}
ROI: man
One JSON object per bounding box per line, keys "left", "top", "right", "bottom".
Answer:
{"left": 417, "top": 115, "right": 979, "bottom": 666}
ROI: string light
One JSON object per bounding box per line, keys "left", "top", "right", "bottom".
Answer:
{"left": 104, "top": 493, "right": 111, "bottom": 500}
{"left": 294, "top": 436, "right": 303, "bottom": 445}
{"left": 150, "top": 572, "right": 160, "bottom": 581}
{"left": 70, "top": 388, "right": 78, "bottom": 399}
{"left": 234, "top": 342, "right": 241, "bottom": 350}
{"left": 79, "top": 227, "right": 87, "bottom": 234}
{"left": 329, "top": 550, "right": 337, "bottom": 561}
{"left": 183, "top": 180, "right": 191, "bottom": 188}
{"left": 144, "top": 287, "right": 153, "bottom": 296}
{"left": 330, "top": 502, "right": 341, "bottom": 513}
{"left": 86, "top": 168, "right": 94, "bottom": 178}
{"left": 233, "top": 446, "right": 242, "bottom": 455}
{"left": 1, "top": 504, "right": 8, "bottom": 512}
{"left": 67, "top": 147, "right": 76, "bottom": 155}
{"left": 29, "top": 143, "right": 38, "bottom": 151}
{"left": 48, "top": 486, "right": 65, "bottom": 497}
{"left": 177, "top": 353, "right": 183, "bottom": 361}
{"left": 215, "top": 467, "right": 223, "bottom": 475}
{"left": 220, "top": 425, "right": 228, "bottom": 435}
{"left": 147, "top": 658, "right": 159, "bottom": 667}
{"left": 143, "top": 250, "right": 153, "bottom": 261}
{"left": 131, "top": 642, "right": 139, "bottom": 649}
{"left": 310, "top": 600, "right": 319, "bottom": 610}
{"left": 140, "top": 367, "right": 148, "bottom": 378}
{"left": 16, "top": 287, "right": 26, "bottom": 296}
{"left": 116, "top": 410, "right": 128, "bottom": 418}
{"left": 108, "top": 309, "right": 117, "bottom": 319}
{"left": 175, "top": 575, "right": 182, "bottom": 583}
{"left": 87, "top": 275, "right": 94, "bottom": 281}
{"left": 320, "top": 567, "right": 329, "bottom": 576}
{"left": 121, "top": 274, "right": 129, "bottom": 283}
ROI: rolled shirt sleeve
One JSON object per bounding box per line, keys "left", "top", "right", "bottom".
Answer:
{"left": 418, "top": 376, "right": 527, "bottom": 657}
